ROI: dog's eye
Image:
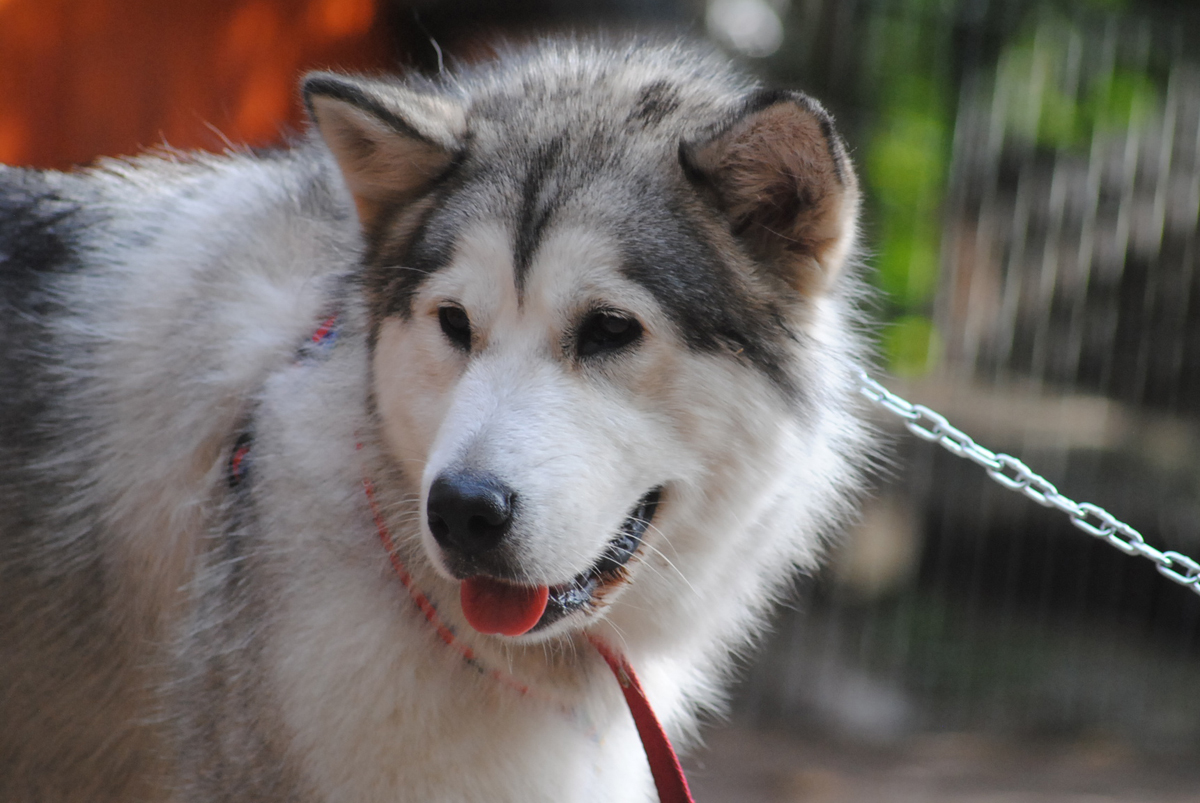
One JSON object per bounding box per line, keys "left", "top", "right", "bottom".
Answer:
{"left": 576, "top": 310, "right": 643, "bottom": 358}
{"left": 438, "top": 305, "right": 471, "bottom": 351}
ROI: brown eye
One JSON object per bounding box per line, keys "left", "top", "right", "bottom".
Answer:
{"left": 438, "top": 305, "right": 471, "bottom": 351}
{"left": 576, "top": 310, "right": 643, "bottom": 358}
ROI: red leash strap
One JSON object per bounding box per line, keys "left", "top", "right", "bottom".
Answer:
{"left": 588, "top": 636, "right": 695, "bottom": 803}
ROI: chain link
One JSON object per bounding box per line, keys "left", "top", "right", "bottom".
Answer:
{"left": 857, "top": 371, "right": 1200, "bottom": 597}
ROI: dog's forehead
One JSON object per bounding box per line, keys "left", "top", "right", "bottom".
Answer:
{"left": 401, "top": 149, "right": 664, "bottom": 298}
{"left": 420, "top": 216, "right": 647, "bottom": 317}
{"left": 375, "top": 62, "right": 724, "bottom": 315}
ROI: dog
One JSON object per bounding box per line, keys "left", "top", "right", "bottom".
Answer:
{"left": 0, "top": 38, "right": 875, "bottom": 802}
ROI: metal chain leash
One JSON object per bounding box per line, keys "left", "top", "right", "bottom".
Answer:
{"left": 857, "top": 371, "right": 1200, "bottom": 596}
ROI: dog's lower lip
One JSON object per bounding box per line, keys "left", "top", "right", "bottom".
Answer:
{"left": 532, "top": 486, "right": 662, "bottom": 630}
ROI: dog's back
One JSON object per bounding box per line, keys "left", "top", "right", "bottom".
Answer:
{"left": 0, "top": 166, "right": 153, "bottom": 801}
{"left": 0, "top": 157, "right": 354, "bottom": 802}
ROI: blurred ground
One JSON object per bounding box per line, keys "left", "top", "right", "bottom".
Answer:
{"left": 685, "top": 724, "right": 1200, "bottom": 803}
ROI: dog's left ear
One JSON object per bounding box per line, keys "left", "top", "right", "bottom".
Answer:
{"left": 303, "top": 72, "right": 467, "bottom": 230}
{"left": 680, "top": 90, "right": 859, "bottom": 296}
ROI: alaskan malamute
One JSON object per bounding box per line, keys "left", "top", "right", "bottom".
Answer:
{"left": 0, "top": 39, "right": 874, "bottom": 802}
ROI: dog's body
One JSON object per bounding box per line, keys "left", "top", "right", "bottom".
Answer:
{"left": 0, "top": 40, "right": 874, "bottom": 802}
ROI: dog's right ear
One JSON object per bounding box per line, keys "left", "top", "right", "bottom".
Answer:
{"left": 680, "top": 90, "right": 859, "bottom": 297}
{"left": 303, "top": 73, "right": 466, "bottom": 230}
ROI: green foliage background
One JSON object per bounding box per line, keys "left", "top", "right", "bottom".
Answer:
{"left": 763, "top": 0, "right": 1179, "bottom": 377}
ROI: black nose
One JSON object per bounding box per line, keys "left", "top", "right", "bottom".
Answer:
{"left": 426, "top": 471, "right": 515, "bottom": 556}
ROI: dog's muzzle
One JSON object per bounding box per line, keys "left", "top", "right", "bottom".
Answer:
{"left": 426, "top": 476, "right": 663, "bottom": 634}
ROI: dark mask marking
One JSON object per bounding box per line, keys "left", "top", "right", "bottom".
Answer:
{"left": 618, "top": 193, "right": 802, "bottom": 402}
{"left": 513, "top": 136, "right": 565, "bottom": 295}
{"left": 627, "top": 80, "right": 682, "bottom": 127}
{"left": 363, "top": 159, "right": 475, "bottom": 323}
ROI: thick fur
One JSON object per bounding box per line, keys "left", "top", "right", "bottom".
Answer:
{"left": 0, "top": 40, "right": 875, "bottom": 803}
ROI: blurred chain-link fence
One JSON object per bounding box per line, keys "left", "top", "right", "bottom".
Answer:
{"left": 729, "top": 0, "right": 1200, "bottom": 768}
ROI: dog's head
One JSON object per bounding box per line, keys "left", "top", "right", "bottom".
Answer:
{"left": 304, "top": 43, "right": 869, "bottom": 642}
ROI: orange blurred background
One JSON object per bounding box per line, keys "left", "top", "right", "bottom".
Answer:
{"left": 0, "top": 0, "right": 399, "bottom": 169}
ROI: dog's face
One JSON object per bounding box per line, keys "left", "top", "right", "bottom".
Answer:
{"left": 305, "top": 45, "right": 862, "bottom": 640}
{"left": 373, "top": 218, "right": 687, "bottom": 635}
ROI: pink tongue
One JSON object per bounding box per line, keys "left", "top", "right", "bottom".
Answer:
{"left": 460, "top": 577, "right": 550, "bottom": 637}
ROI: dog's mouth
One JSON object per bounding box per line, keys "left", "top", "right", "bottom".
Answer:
{"left": 458, "top": 487, "right": 662, "bottom": 636}
{"left": 537, "top": 486, "right": 662, "bottom": 630}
